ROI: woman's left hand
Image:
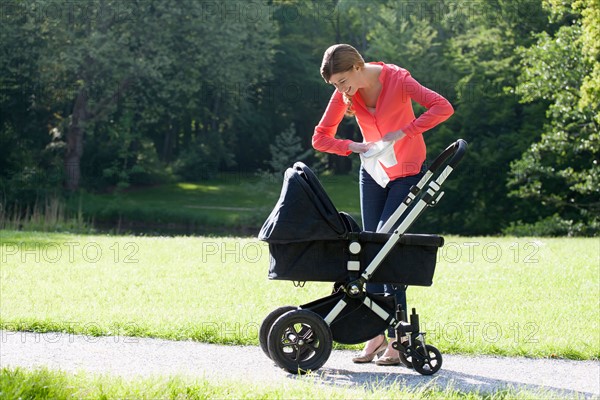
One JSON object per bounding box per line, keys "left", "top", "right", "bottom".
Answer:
{"left": 382, "top": 130, "right": 405, "bottom": 142}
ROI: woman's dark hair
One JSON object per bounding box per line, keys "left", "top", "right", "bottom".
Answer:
{"left": 320, "top": 44, "right": 365, "bottom": 116}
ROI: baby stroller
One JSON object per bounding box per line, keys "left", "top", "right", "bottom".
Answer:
{"left": 258, "top": 139, "right": 467, "bottom": 375}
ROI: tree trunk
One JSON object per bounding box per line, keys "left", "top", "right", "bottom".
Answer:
{"left": 64, "top": 89, "right": 88, "bottom": 191}
{"left": 162, "top": 122, "right": 177, "bottom": 162}
{"left": 63, "top": 77, "right": 130, "bottom": 190}
{"left": 183, "top": 114, "right": 192, "bottom": 148}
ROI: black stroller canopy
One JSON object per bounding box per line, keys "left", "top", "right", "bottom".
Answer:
{"left": 259, "top": 162, "right": 348, "bottom": 243}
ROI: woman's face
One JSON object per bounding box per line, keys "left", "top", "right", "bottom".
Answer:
{"left": 329, "top": 67, "right": 360, "bottom": 96}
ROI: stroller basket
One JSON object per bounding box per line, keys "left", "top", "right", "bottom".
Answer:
{"left": 267, "top": 233, "right": 443, "bottom": 285}
{"left": 259, "top": 157, "right": 448, "bottom": 285}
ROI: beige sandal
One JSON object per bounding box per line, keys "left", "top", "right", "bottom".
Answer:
{"left": 352, "top": 337, "right": 388, "bottom": 363}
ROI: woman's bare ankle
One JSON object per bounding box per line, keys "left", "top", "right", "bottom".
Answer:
{"left": 382, "top": 339, "right": 399, "bottom": 357}
{"left": 362, "top": 334, "right": 386, "bottom": 354}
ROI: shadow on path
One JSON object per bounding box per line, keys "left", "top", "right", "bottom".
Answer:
{"left": 301, "top": 365, "right": 598, "bottom": 398}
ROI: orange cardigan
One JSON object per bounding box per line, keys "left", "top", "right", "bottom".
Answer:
{"left": 313, "top": 62, "right": 454, "bottom": 179}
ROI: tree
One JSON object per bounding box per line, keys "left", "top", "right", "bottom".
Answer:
{"left": 267, "top": 122, "right": 312, "bottom": 173}
{"left": 361, "top": 0, "right": 549, "bottom": 234}
{"left": 1, "top": 1, "right": 278, "bottom": 192}
{"left": 508, "top": 0, "right": 600, "bottom": 234}
{"left": 0, "top": 2, "right": 64, "bottom": 204}
{"left": 3, "top": 0, "right": 593, "bottom": 236}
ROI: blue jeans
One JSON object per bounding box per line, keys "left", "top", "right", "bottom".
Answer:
{"left": 359, "top": 166, "right": 423, "bottom": 337}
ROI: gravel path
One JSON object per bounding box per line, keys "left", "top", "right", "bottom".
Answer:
{"left": 1, "top": 330, "right": 598, "bottom": 398}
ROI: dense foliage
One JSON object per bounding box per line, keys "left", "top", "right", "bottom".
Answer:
{"left": 1, "top": 0, "right": 598, "bottom": 235}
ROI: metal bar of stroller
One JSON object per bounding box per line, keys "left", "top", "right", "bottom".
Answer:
{"left": 376, "top": 170, "right": 434, "bottom": 234}
{"left": 361, "top": 139, "right": 468, "bottom": 282}
{"left": 377, "top": 139, "right": 468, "bottom": 234}
{"left": 319, "top": 140, "right": 467, "bottom": 326}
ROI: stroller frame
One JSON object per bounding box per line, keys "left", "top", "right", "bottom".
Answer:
{"left": 259, "top": 139, "right": 467, "bottom": 375}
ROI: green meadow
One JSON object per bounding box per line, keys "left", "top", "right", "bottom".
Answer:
{"left": 1, "top": 231, "right": 598, "bottom": 360}
{"left": 0, "top": 367, "right": 572, "bottom": 400}
{"left": 62, "top": 173, "right": 361, "bottom": 235}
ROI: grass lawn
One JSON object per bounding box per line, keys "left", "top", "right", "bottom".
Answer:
{"left": 66, "top": 173, "right": 361, "bottom": 234}
{"left": 1, "top": 231, "right": 598, "bottom": 361}
{"left": 0, "top": 367, "right": 559, "bottom": 400}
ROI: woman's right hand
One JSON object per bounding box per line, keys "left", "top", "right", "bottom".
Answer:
{"left": 348, "top": 141, "right": 374, "bottom": 153}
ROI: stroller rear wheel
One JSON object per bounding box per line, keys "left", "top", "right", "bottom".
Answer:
{"left": 267, "top": 309, "right": 332, "bottom": 374}
{"left": 412, "top": 344, "right": 442, "bottom": 375}
{"left": 259, "top": 306, "right": 297, "bottom": 359}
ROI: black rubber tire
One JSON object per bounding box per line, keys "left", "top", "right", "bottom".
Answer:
{"left": 395, "top": 339, "right": 414, "bottom": 368}
{"left": 398, "top": 350, "right": 414, "bottom": 368}
{"left": 259, "top": 306, "right": 297, "bottom": 359}
{"left": 412, "top": 344, "right": 442, "bottom": 375}
{"left": 267, "top": 309, "right": 333, "bottom": 374}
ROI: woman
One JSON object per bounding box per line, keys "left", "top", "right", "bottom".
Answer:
{"left": 313, "top": 44, "right": 454, "bottom": 366}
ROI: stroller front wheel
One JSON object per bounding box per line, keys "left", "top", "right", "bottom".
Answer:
{"left": 267, "top": 309, "right": 333, "bottom": 374}
{"left": 398, "top": 349, "right": 414, "bottom": 369}
{"left": 412, "top": 344, "right": 442, "bottom": 375}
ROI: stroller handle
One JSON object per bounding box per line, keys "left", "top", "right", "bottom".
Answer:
{"left": 428, "top": 139, "right": 468, "bottom": 173}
